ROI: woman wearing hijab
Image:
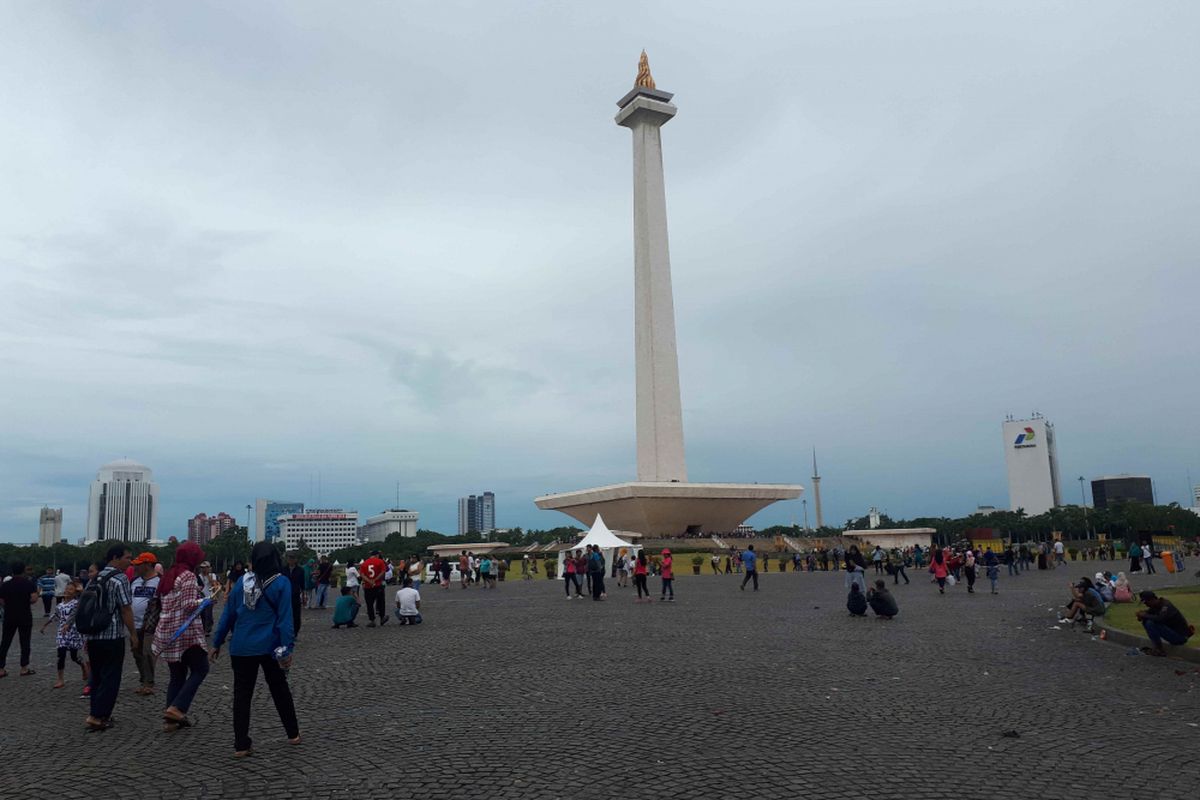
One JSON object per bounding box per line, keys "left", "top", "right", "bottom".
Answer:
{"left": 212, "top": 542, "right": 300, "bottom": 757}
{"left": 1113, "top": 572, "right": 1134, "bottom": 603}
{"left": 153, "top": 541, "right": 209, "bottom": 731}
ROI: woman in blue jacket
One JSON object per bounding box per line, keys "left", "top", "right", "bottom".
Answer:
{"left": 212, "top": 541, "right": 300, "bottom": 757}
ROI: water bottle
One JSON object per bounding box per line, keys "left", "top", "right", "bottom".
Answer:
{"left": 273, "top": 645, "right": 291, "bottom": 672}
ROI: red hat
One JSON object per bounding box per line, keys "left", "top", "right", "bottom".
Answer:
{"left": 131, "top": 552, "right": 158, "bottom": 566}
{"left": 661, "top": 548, "right": 671, "bottom": 555}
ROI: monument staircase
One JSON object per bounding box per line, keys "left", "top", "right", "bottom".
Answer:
{"left": 710, "top": 534, "right": 728, "bottom": 550}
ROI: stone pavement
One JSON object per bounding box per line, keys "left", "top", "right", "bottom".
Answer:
{"left": 1, "top": 564, "right": 1197, "bottom": 799}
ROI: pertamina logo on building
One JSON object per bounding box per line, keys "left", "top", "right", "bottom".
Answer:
{"left": 1013, "top": 427, "right": 1036, "bottom": 449}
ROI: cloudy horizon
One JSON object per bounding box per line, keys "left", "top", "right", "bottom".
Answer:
{"left": 2, "top": 2, "right": 1198, "bottom": 543}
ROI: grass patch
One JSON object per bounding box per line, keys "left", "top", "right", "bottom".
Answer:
{"left": 1103, "top": 585, "right": 1200, "bottom": 648}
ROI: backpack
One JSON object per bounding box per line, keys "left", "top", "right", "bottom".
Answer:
{"left": 75, "top": 571, "right": 118, "bottom": 636}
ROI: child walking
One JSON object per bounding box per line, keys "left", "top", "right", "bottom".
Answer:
{"left": 39, "top": 580, "right": 88, "bottom": 691}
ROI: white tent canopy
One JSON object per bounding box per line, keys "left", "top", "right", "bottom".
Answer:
{"left": 556, "top": 515, "right": 641, "bottom": 577}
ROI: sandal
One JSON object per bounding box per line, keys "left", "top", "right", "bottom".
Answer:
{"left": 288, "top": 735, "right": 302, "bottom": 745}
{"left": 163, "top": 722, "right": 180, "bottom": 733}
{"left": 163, "top": 708, "right": 187, "bottom": 724}
{"left": 20, "top": 668, "right": 36, "bottom": 676}
{"left": 233, "top": 749, "right": 253, "bottom": 758}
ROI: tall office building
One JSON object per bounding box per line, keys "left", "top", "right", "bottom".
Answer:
{"left": 187, "top": 512, "right": 237, "bottom": 546}
{"left": 86, "top": 459, "right": 159, "bottom": 543}
{"left": 39, "top": 507, "right": 63, "bottom": 547}
{"left": 1002, "top": 416, "right": 1061, "bottom": 516}
{"left": 359, "top": 509, "right": 420, "bottom": 542}
{"left": 457, "top": 492, "right": 496, "bottom": 535}
{"left": 1090, "top": 476, "right": 1153, "bottom": 509}
{"left": 277, "top": 509, "right": 359, "bottom": 554}
{"left": 255, "top": 498, "right": 305, "bottom": 543}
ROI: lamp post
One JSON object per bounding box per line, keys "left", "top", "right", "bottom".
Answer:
{"left": 1077, "top": 477, "right": 1088, "bottom": 538}
{"left": 802, "top": 498, "right": 809, "bottom": 532}
{"left": 246, "top": 503, "right": 253, "bottom": 541}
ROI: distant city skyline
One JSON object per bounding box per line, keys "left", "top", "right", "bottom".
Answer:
{"left": 1, "top": 4, "right": 1197, "bottom": 542}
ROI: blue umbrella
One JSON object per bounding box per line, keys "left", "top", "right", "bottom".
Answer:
{"left": 169, "top": 598, "right": 213, "bottom": 642}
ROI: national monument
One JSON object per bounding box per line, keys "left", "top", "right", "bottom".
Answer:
{"left": 535, "top": 54, "right": 803, "bottom": 535}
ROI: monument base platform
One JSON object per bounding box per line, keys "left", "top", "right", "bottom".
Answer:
{"left": 534, "top": 481, "right": 803, "bottom": 537}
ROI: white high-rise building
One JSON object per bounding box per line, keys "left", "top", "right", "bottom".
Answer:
{"left": 359, "top": 509, "right": 419, "bottom": 542}
{"left": 1002, "top": 416, "right": 1062, "bottom": 516}
{"left": 278, "top": 510, "right": 359, "bottom": 555}
{"left": 86, "top": 459, "right": 159, "bottom": 543}
{"left": 39, "top": 507, "right": 63, "bottom": 547}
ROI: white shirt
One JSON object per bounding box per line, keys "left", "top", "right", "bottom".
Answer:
{"left": 345, "top": 565, "right": 360, "bottom": 587}
{"left": 131, "top": 575, "right": 160, "bottom": 628}
{"left": 1142, "top": 545, "right": 1152, "bottom": 558}
{"left": 54, "top": 572, "right": 71, "bottom": 596}
{"left": 396, "top": 586, "right": 420, "bottom": 615}
{"left": 1053, "top": 541, "right": 1064, "bottom": 554}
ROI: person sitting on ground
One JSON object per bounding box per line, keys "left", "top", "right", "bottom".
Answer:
{"left": 846, "top": 583, "right": 868, "bottom": 617}
{"left": 1093, "top": 572, "right": 1115, "bottom": 603}
{"left": 1136, "top": 591, "right": 1194, "bottom": 656}
{"left": 395, "top": 578, "right": 422, "bottom": 625}
{"left": 1060, "top": 578, "right": 1105, "bottom": 624}
{"left": 331, "top": 586, "right": 360, "bottom": 629}
{"left": 1113, "top": 572, "right": 1134, "bottom": 603}
{"left": 866, "top": 580, "right": 898, "bottom": 620}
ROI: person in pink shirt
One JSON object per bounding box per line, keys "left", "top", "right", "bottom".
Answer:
{"left": 633, "top": 551, "right": 650, "bottom": 602}
{"left": 659, "top": 549, "right": 674, "bottom": 602}
{"left": 564, "top": 551, "right": 581, "bottom": 599}
{"left": 929, "top": 548, "right": 950, "bottom": 594}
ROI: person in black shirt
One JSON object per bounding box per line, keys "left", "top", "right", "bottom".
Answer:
{"left": 285, "top": 553, "right": 305, "bottom": 637}
{"left": 1136, "top": 591, "right": 1193, "bottom": 656}
{"left": 0, "top": 561, "right": 41, "bottom": 676}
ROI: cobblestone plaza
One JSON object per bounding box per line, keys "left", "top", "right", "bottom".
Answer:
{"left": 1, "top": 566, "right": 1197, "bottom": 799}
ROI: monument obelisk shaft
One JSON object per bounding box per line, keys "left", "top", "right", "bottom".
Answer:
{"left": 811, "top": 448, "right": 824, "bottom": 529}
{"left": 616, "top": 52, "right": 687, "bottom": 483}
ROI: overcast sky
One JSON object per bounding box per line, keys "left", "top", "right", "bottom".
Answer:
{"left": 2, "top": 2, "right": 1197, "bottom": 543}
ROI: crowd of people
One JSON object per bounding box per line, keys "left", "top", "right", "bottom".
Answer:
{"left": 1, "top": 534, "right": 1196, "bottom": 752}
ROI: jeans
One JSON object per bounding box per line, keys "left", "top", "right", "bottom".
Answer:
{"left": 1007, "top": 563, "right": 1018, "bottom": 576}
{"left": 741, "top": 569, "right": 759, "bottom": 590}
{"left": 564, "top": 574, "right": 575, "bottom": 596}
{"left": 230, "top": 654, "right": 299, "bottom": 751}
{"left": 1144, "top": 558, "right": 1156, "bottom": 574}
{"left": 572, "top": 574, "right": 583, "bottom": 595}
{"left": 131, "top": 631, "right": 156, "bottom": 685}
{"left": 165, "top": 645, "right": 209, "bottom": 713}
{"left": 661, "top": 578, "right": 674, "bottom": 598}
{"left": 1143, "top": 620, "right": 1188, "bottom": 647}
{"left": 0, "top": 621, "right": 32, "bottom": 669}
{"left": 87, "top": 637, "right": 126, "bottom": 720}
{"left": 314, "top": 583, "right": 330, "bottom": 608}
{"left": 201, "top": 602, "right": 214, "bottom": 634}
{"left": 363, "top": 586, "right": 386, "bottom": 622}
{"left": 590, "top": 573, "right": 605, "bottom": 599}
{"left": 634, "top": 574, "right": 649, "bottom": 598}
{"left": 42, "top": 595, "right": 53, "bottom": 615}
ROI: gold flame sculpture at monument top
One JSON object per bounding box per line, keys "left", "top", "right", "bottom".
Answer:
{"left": 635, "top": 50, "right": 656, "bottom": 89}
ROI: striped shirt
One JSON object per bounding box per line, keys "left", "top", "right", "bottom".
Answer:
{"left": 85, "top": 567, "right": 133, "bottom": 641}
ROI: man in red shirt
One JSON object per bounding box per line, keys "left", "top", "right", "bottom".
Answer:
{"left": 359, "top": 551, "right": 389, "bottom": 627}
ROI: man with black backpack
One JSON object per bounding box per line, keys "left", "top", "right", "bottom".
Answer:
{"left": 79, "top": 544, "right": 137, "bottom": 732}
